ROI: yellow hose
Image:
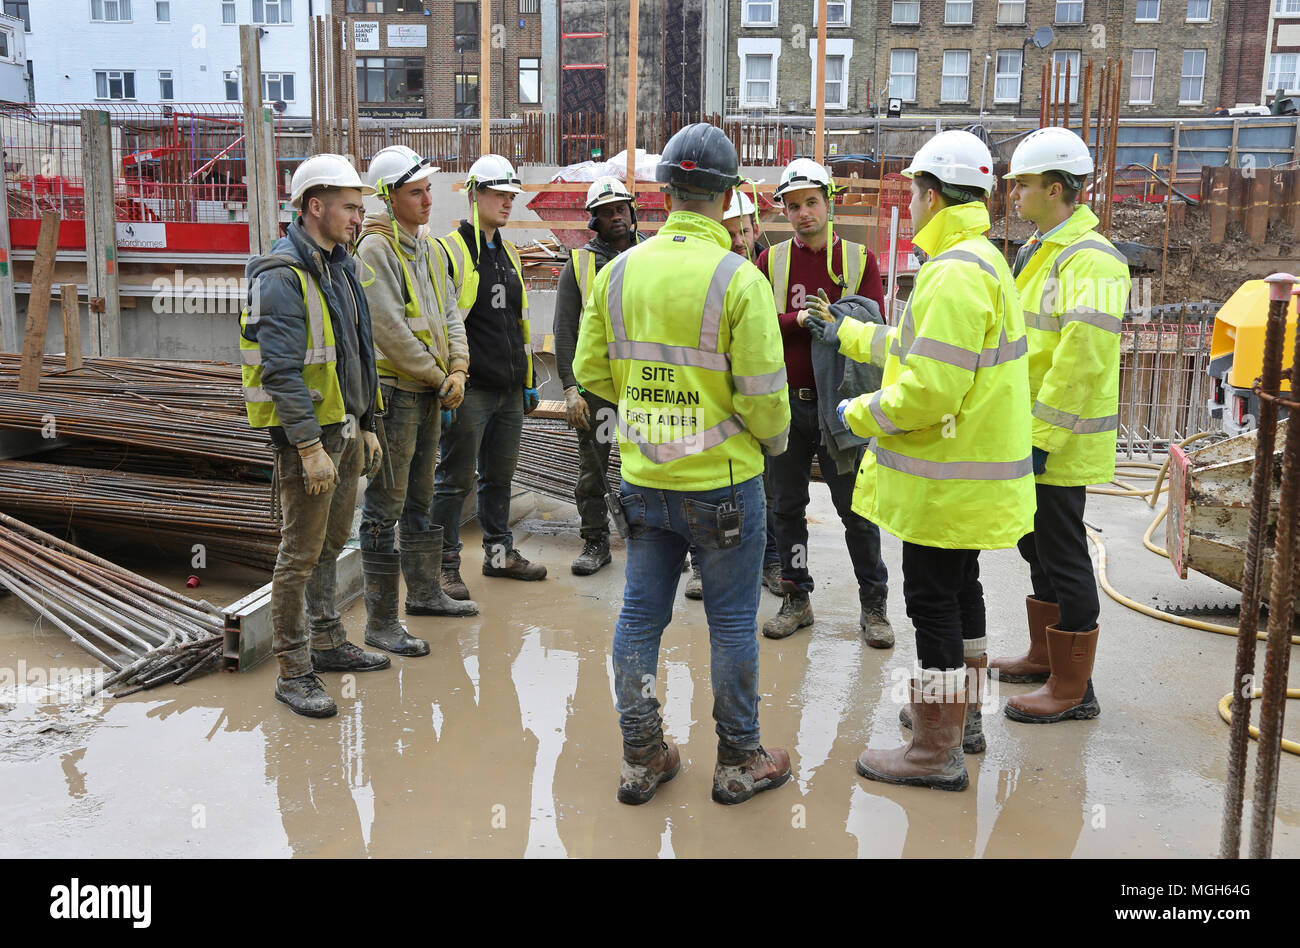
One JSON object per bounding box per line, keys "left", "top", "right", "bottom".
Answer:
{"left": 1217, "top": 690, "right": 1300, "bottom": 756}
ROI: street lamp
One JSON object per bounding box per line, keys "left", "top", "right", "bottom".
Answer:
{"left": 979, "top": 53, "right": 993, "bottom": 117}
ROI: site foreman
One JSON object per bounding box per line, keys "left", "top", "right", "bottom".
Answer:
{"left": 624, "top": 366, "right": 702, "bottom": 430}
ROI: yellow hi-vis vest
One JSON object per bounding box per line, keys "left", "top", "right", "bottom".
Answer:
{"left": 836, "top": 201, "right": 1035, "bottom": 550}
{"left": 239, "top": 267, "right": 347, "bottom": 429}
{"left": 764, "top": 236, "right": 869, "bottom": 312}
{"left": 572, "top": 247, "right": 598, "bottom": 303}
{"left": 572, "top": 210, "right": 791, "bottom": 492}
{"left": 437, "top": 228, "right": 533, "bottom": 388}
{"left": 1016, "top": 204, "right": 1130, "bottom": 487}
{"left": 356, "top": 230, "right": 450, "bottom": 383}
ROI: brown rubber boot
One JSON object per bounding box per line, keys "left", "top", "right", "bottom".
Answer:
{"left": 989, "top": 596, "right": 1056, "bottom": 683}
{"left": 617, "top": 739, "right": 681, "bottom": 805}
{"left": 1004, "top": 625, "right": 1101, "bottom": 723}
{"left": 898, "top": 640, "right": 987, "bottom": 753}
{"left": 712, "top": 744, "right": 792, "bottom": 805}
{"left": 858, "top": 671, "right": 969, "bottom": 791}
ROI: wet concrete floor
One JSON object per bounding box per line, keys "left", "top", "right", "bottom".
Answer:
{"left": 0, "top": 488, "right": 1295, "bottom": 858}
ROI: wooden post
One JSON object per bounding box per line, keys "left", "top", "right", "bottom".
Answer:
{"left": 242, "top": 26, "right": 279, "bottom": 257}
{"left": 1171, "top": 120, "right": 1181, "bottom": 194}
{"left": 60, "top": 283, "right": 82, "bottom": 370}
{"left": 627, "top": 0, "right": 640, "bottom": 189}
{"left": 1040, "top": 63, "right": 1049, "bottom": 128}
{"left": 1063, "top": 57, "right": 1071, "bottom": 129}
{"left": 17, "top": 212, "right": 59, "bottom": 392}
{"left": 347, "top": 16, "right": 359, "bottom": 161}
{"left": 1207, "top": 164, "right": 1229, "bottom": 243}
{"left": 1081, "top": 58, "right": 1092, "bottom": 144}
{"left": 1246, "top": 169, "right": 1271, "bottom": 244}
{"left": 0, "top": 151, "right": 17, "bottom": 353}
{"left": 309, "top": 16, "right": 319, "bottom": 153}
{"left": 814, "top": 0, "right": 828, "bottom": 164}
{"left": 480, "top": 0, "right": 491, "bottom": 156}
{"left": 80, "top": 109, "right": 119, "bottom": 357}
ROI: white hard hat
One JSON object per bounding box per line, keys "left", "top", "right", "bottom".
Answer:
{"left": 290, "top": 153, "right": 374, "bottom": 209}
{"left": 466, "top": 154, "right": 522, "bottom": 193}
{"left": 1007, "top": 126, "right": 1094, "bottom": 181}
{"left": 585, "top": 175, "right": 633, "bottom": 211}
{"left": 773, "top": 158, "right": 832, "bottom": 201}
{"left": 903, "top": 130, "right": 995, "bottom": 195}
{"left": 369, "top": 144, "right": 439, "bottom": 196}
{"left": 723, "top": 188, "right": 756, "bottom": 221}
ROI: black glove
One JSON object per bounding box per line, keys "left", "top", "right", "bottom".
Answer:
{"left": 829, "top": 293, "right": 885, "bottom": 326}
{"left": 805, "top": 313, "right": 841, "bottom": 349}
{"left": 1032, "top": 447, "right": 1049, "bottom": 476}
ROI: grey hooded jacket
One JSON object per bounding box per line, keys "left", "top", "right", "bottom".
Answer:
{"left": 814, "top": 294, "right": 885, "bottom": 475}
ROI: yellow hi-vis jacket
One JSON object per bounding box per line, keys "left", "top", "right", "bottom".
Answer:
{"left": 573, "top": 210, "right": 791, "bottom": 492}
{"left": 837, "top": 201, "right": 1035, "bottom": 550}
{"left": 437, "top": 227, "right": 534, "bottom": 388}
{"left": 1017, "top": 204, "right": 1130, "bottom": 487}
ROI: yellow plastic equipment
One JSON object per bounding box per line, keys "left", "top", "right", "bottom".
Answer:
{"left": 1207, "top": 279, "right": 1295, "bottom": 433}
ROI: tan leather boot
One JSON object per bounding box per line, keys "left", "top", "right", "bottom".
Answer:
{"left": 898, "top": 646, "right": 987, "bottom": 754}
{"left": 989, "top": 596, "right": 1056, "bottom": 683}
{"left": 712, "top": 744, "right": 792, "bottom": 805}
{"left": 858, "top": 672, "right": 969, "bottom": 791}
{"left": 1004, "top": 625, "right": 1101, "bottom": 723}
{"left": 617, "top": 740, "right": 681, "bottom": 805}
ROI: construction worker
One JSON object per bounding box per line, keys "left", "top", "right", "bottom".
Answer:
{"left": 431, "top": 154, "right": 546, "bottom": 600}
{"left": 807, "top": 130, "right": 1035, "bottom": 789}
{"left": 994, "top": 127, "right": 1130, "bottom": 722}
{"left": 721, "top": 187, "right": 757, "bottom": 258}
{"left": 573, "top": 123, "right": 793, "bottom": 807}
{"left": 757, "top": 157, "right": 892, "bottom": 647}
{"left": 354, "top": 145, "right": 477, "bottom": 660}
{"left": 238, "top": 153, "right": 391, "bottom": 718}
{"left": 554, "top": 175, "right": 645, "bottom": 577}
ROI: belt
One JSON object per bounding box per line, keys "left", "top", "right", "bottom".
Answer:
{"left": 793, "top": 388, "right": 816, "bottom": 401}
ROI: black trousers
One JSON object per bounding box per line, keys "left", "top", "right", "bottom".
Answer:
{"left": 901, "top": 543, "right": 985, "bottom": 670}
{"left": 1016, "top": 483, "right": 1099, "bottom": 632}
{"left": 574, "top": 392, "right": 616, "bottom": 540}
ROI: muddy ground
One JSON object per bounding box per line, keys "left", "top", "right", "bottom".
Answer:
{"left": 0, "top": 487, "right": 1295, "bottom": 859}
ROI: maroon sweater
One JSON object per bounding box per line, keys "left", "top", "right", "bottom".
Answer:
{"left": 756, "top": 235, "right": 885, "bottom": 392}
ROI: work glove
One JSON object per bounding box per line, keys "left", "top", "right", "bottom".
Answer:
{"left": 297, "top": 440, "right": 338, "bottom": 495}
{"left": 1032, "top": 447, "right": 1049, "bottom": 476}
{"left": 805, "top": 312, "right": 841, "bottom": 350}
{"left": 438, "top": 370, "right": 466, "bottom": 410}
{"left": 523, "top": 386, "right": 540, "bottom": 415}
{"left": 837, "top": 397, "right": 852, "bottom": 429}
{"left": 829, "top": 293, "right": 885, "bottom": 326}
{"left": 361, "top": 430, "right": 383, "bottom": 479}
{"left": 564, "top": 385, "right": 590, "bottom": 431}
{"left": 441, "top": 407, "right": 457, "bottom": 429}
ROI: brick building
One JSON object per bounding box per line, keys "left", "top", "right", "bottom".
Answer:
{"left": 336, "top": 0, "right": 546, "bottom": 120}
{"left": 1262, "top": 0, "right": 1300, "bottom": 103}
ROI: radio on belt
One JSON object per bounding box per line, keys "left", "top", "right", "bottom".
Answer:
{"left": 716, "top": 460, "right": 742, "bottom": 549}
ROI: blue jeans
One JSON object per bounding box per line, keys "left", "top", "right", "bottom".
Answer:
{"left": 431, "top": 384, "right": 524, "bottom": 564}
{"left": 360, "top": 385, "right": 440, "bottom": 553}
{"left": 689, "top": 461, "right": 779, "bottom": 569}
{"left": 614, "top": 474, "right": 766, "bottom": 753}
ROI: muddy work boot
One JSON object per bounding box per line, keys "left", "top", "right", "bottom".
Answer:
{"left": 763, "top": 562, "right": 783, "bottom": 597}
{"left": 684, "top": 565, "right": 703, "bottom": 600}
{"left": 989, "top": 596, "right": 1055, "bottom": 683}
{"left": 860, "top": 597, "right": 894, "bottom": 649}
{"left": 361, "top": 551, "right": 430, "bottom": 657}
{"left": 617, "top": 739, "right": 681, "bottom": 805}
{"left": 482, "top": 548, "right": 548, "bottom": 581}
{"left": 441, "top": 562, "right": 472, "bottom": 601}
{"left": 762, "top": 590, "right": 813, "bottom": 639}
{"left": 1004, "top": 625, "right": 1101, "bottom": 723}
{"left": 712, "top": 744, "right": 792, "bottom": 805}
{"left": 571, "top": 536, "right": 612, "bottom": 576}
{"left": 275, "top": 673, "right": 338, "bottom": 718}
{"left": 403, "top": 528, "right": 478, "bottom": 617}
{"left": 859, "top": 670, "right": 969, "bottom": 791}
{"left": 900, "top": 641, "right": 987, "bottom": 754}
{"left": 311, "top": 641, "right": 392, "bottom": 673}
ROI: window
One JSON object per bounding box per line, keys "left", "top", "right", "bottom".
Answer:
{"left": 346, "top": 1, "right": 383, "bottom": 10}
{"left": 997, "top": 0, "right": 1026, "bottom": 24}
{"left": 819, "top": 54, "right": 847, "bottom": 106}
{"left": 158, "top": 69, "right": 173, "bottom": 99}
{"left": 739, "top": 38, "right": 781, "bottom": 108}
{"left": 744, "top": 53, "right": 773, "bottom": 105}
{"left": 1052, "top": 50, "right": 1081, "bottom": 102}
{"left": 890, "top": 49, "right": 917, "bottom": 101}
{"left": 262, "top": 72, "right": 294, "bottom": 102}
{"left": 1186, "top": 0, "right": 1210, "bottom": 18}
{"left": 225, "top": 71, "right": 238, "bottom": 100}
{"left": 945, "top": 1, "right": 972, "bottom": 24}
{"left": 0, "top": 30, "right": 9, "bottom": 59}
{"left": 3, "top": 2, "right": 29, "bottom": 32}
{"left": 91, "top": 0, "right": 131, "bottom": 21}
{"left": 1276, "top": 0, "right": 1300, "bottom": 13}
{"left": 1136, "top": 0, "right": 1160, "bottom": 20}
{"left": 518, "top": 57, "right": 539, "bottom": 105}
{"left": 357, "top": 57, "right": 424, "bottom": 103}
{"left": 222, "top": 0, "right": 236, "bottom": 23}
{"left": 454, "top": 2, "right": 477, "bottom": 52}
{"left": 1269, "top": 53, "right": 1300, "bottom": 91}
{"left": 1178, "top": 49, "right": 1205, "bottom": 103}
{"left": 742, "top": 0, "right": 777, "bottom": 26}
{"left": 1130, "top": 48, "right": 1156, "bottom": 102}
{"left": 253, "top": 0, "right": 290, "bottom": 24}
{"left": 814, "top": 0, "right": 849, "bottom": 26}
{"left": 94, "top": 69, "right": 136, "bottom": 99}
{"left": 994, "top": 48, "right": 1022, "bottom": 102}
{"left": 892, "top": 2, "right": 919, "bottom": 25}
{"left": 941, "top": 50, "right": 970, "bottom": 102}
{"left": 155, "top": 0, "right": 168, "bottom": 21}
{"left": 1056, "top": 0, "right": 1084, "bottom": 23}
{"left": 455, "top": 71, "right": 478, "bottom": 118}
{"left": 519, "top": 0, "right": 540, "bottom": 11}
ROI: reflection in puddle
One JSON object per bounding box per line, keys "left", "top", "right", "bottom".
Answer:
{"left": 512, "top": 627, "right": 578, "bottom": 858}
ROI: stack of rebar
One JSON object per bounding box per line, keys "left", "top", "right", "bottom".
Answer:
{"left": 0, "top": 513, "right": 226, "bottom": 697}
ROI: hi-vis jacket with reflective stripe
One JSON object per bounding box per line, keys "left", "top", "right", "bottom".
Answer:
{"left": 836, "top": 201, "right": 1035, "bottom": 550}
{"left": 572, "top": 210, "right": 791, "bottom": 492}
{"left": 1016, "top": 204, "right": 1129, "bottom": 487}
{"left": 438, "top": 226, "right": 533, "bottom": 388}
{"left": 764, "top": 236, "right": 870, "bottom": 311}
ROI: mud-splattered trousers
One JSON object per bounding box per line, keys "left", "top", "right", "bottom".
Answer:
{"left": 359, "top": 385, "right": 442, "bottom": 554}
{"left": 271, "top": 426, "right": 363, "bottom": 679}
{"left": 613, "top": 474, "right": 766, "bottom": 753}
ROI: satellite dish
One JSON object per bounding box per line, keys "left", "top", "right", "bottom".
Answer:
{"left": 1031, "top": 26, "right": 1055, "bottom": 48}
